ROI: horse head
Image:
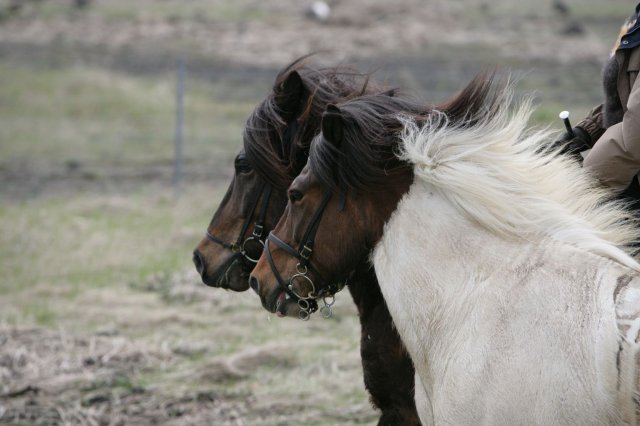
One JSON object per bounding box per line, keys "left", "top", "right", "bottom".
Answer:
{"left": 193, "top": 58, "right": 377, "bottom": 291}
{"left": 192, "top": 68, "right": 306, "bottom": 290}
{"left": 250, "top": 96, "right": 416, "bottom": 318}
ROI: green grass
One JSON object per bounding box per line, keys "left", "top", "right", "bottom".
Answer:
{"left": 0, "top": 62, "right": 255, "bottom": 172}
{"left": 0, "top": 185, "right": 215, "bottom": 325}
{"left": 0, "top": 61, "right": 259, "bottom": 332}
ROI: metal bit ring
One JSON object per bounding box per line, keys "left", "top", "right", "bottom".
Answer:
{"left": 241, "top": 236, "right": 265, "bottom": 263}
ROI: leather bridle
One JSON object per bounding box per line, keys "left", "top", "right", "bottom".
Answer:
{"left": 264, "top": 189, "right": 347, "bottom": 320}
{"left": 206, "top": 181, "right": 272, "bottom": 264}
{"left": 206, "top": 117, "right": 297, "bottom": 264}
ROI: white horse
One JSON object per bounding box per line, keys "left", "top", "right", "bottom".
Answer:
{"left": 373, "top": 93, "right": 640, "bottom": 425}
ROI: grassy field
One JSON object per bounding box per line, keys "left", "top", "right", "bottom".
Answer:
{"left": 0, "top": 0, "right": 634, "bottom": 424}
{"left": 0, "top": 57, "right": 379, "bottom": 425}
{"left": 0, "top": 61, "right": 595, "bottom": 424}
{"left": 0, "top": 183, "right": 375, "bottom": 425}
{"left": 0, "top": 61, "right": 257, "bottom": 179}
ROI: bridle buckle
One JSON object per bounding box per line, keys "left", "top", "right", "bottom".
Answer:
{"left": 252, "top": 223, "right": 264, "bottom": 238}
{"left": 300, "top": 245, "right": 313, "bottom": 260}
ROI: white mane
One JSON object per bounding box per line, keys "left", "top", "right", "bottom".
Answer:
{"left": 398, "top": 89, "right": 640, "bottom": 271}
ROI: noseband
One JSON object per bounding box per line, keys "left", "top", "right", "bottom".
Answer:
{"left": 265, "top": 189, "right": 347, "bottom": 321}
{"left": 206, "top": 181, "right": 272, "bottom": 264}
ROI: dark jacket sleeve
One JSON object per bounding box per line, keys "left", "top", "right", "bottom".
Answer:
{"left": 575, "top": 104, "right": 605, "bottom": 147}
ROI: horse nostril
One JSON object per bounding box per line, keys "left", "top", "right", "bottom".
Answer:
{"left": 192, "top": 250, "right": 205, "bottom": 276}
{"left": 249, "top": 276, "right": 260, "bottom": 294}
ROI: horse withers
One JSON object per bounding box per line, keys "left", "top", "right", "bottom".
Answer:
{"left": 250, "top": 75, "right": 640, "bottom": 425}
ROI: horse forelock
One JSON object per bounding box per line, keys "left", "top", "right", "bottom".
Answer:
{"left": 398, "top": 80, "right": 640, "bottom": 269}
{"left": 244, "top": 58, "right": 383, "bottom": 190}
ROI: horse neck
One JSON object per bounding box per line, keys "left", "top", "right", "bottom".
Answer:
{"left": 372, "top": 181, "right": 539, "bottom": 353}
{"left": 375, "top": 180, "right": 525, "bottom": 297}
{"left": 373, "top": 176, "right": 632, "bottom": 351}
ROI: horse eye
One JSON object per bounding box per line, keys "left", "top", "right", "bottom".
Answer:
{"left": 288, "top": 189, "right": 304, "bottom": 202}
{"left": 235, "top": 157, "right": 252, "bottom": 174}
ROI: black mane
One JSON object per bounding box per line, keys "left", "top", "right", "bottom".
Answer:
{"left": 243, "top": 56, "right": 390, "bottom": 190}
{"left": 309, "top": 73, "right": 502, "bottom": 193}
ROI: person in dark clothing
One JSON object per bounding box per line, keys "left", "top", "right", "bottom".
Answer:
{"left": 556, "top": 3, "right": 640, "bottom": 202}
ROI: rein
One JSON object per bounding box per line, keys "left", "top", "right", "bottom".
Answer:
{"left": 265, "top": 189, "right": 347, "bottom": 320}
{"left": 206, "top": 181, "right": 273, "bottom": 264}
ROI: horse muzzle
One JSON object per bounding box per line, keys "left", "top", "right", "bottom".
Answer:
{"left": 193, "top": 249, "right": 249, "bottom": 291}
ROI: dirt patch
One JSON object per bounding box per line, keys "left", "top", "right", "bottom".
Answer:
{"left": 0, "top": 268, "right": 376, "bottom": 425}
{"left": 0, "top": 327, "right": 171, "bottom": 425}
{"left": 0, "top": 327, "right": 300, "bottom": 425}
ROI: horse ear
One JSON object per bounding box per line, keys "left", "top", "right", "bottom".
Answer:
{"left": 322, "top": 104, "right": 343, "bottom": 147}
{"left": 381, "top": 88, "right": 396, "bottom": 97}
{"left": 274, "top": 70, "right": 304, "bottom": 117}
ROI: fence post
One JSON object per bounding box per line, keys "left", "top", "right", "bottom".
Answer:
{"left": 173, "top": 57, "right": 185, "bottom": 198}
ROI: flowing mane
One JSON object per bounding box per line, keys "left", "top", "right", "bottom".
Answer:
{"left": 243, "top": 56, "right": 388, "bottom": 189}
{"left": 309, "top": 74, "right": 500, "bottom": 192}
{"left": 398, "top": 83, "right": 640, "bottom": 269}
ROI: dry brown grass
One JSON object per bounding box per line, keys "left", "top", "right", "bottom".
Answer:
{"left": 0, "top": 185, "right": 377, "bottom": 425}
{"left": 0, "top": 283, "right": 375, "bottom": 424}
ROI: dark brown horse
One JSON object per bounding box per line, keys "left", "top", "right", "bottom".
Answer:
{"left": 248, "top": 75, "right": 497, "bottom": 319}
{"left": 193, "top": 58, "right": 421, "bottom": 425}
{"left": 247, "top": 77, "right": 499, "bottom": 424}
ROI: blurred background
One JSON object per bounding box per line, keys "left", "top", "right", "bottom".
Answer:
{"left": 0, "top": 0, "right": 632, "bottom": 424}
